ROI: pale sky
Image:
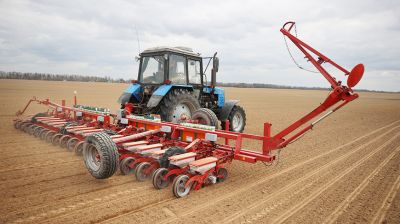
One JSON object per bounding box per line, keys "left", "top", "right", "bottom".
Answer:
{"left": 0, "top": 0, "right": 399, "bottom": 91}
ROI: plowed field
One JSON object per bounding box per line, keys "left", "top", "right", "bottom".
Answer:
{"left": 1, "top": 79, "right": 399, "bottom": 223}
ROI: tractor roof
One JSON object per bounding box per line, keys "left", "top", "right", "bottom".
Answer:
{"left": 141, "top": 46, "right": 201, "bottom": 57}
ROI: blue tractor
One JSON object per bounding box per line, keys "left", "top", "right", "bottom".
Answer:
{"left": 117, "top": 46, "right": 246, "bottom": 132}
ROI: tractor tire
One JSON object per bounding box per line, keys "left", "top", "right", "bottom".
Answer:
{"left": 159, "top": 146, "right": 186, "bottom": 168}
{"left": 83, "top": 132, "right": 119, "bottom": 179}
{"left": 221, "top": 105, "right": 246, "bottom": 133}
{"left": 31, "top": 113, "right": 48, "bottom": 123}
{"left": 159, "top": 89, "right": 200, "bottom": 123}
{"left": 192, "top": 108, "right": 220, "bottom": 130}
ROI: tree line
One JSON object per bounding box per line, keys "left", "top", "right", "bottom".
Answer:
{"left": 0, "top": 71, "right": 393, "bottom": 93}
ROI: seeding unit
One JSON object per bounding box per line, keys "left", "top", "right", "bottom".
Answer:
{"left": 13, "top": 22, "right": 364, "bottom": 197}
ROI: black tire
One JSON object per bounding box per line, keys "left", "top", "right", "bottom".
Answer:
{"left": 45, "top": 131, "right": 56, "bottom": 143}
{"left": 135, "top": 162, "right": 152, "bottom": 182}
{"left": 52, "top": 134, "right": 63, "bottom": 146}
{"left": 33, "top": 127, "right": 44, "bottom": 137}
{"left": 172, "top": 174, "right": 191, "bottom": 198}
{"left": 192, "top": 108, "right": 220, "bottom": 129}
{"left": 221, "top": 105, "right": 246, "bottom": 133}
{"left": 217, "top": 168, "right": 228, "bottom": 182}
{"left": 83, "top": 132, "right": 119, "bottom": 179}
{"left": 39, "top": 129, "right": 50, "bottom": 140}
{"left": 67, "top": 137, "right": 79, "bottom": 152}
{"left": 31, "top": 113, "right": 48, "bottom": 123}
{"left": 74, "top": 141, "right": 84, "bottom": 156}
{"left": 119, "top": 157, "right": 136, "bottom": 175}
{"left": 59, "top": 135, "right": 71, "bottom": 148}
{"left": 159, "top": 146, "right": 186, "bottom": 168}
{"left": 152, "top": 168, "right": 170, "bottom": 189}
{"left": 159, "top": 89, "right": 200, "bottom": 123}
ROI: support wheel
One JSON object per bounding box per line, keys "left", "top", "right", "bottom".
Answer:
{"left": 83, "top": 132, "right": 119, "bottom": 179}
{"left": 45, "top": 131, "right": 56, "bottom": 143}
{"left": 119, "top": 157, "right": 136, "bottom": 175}
{"left": 52, "top": 134, "right": 63, "bottom": 146}
{"left": 33, "top": 127, "right": 44, "bottom": 137}
{"left": 192, "top": 108, "right": 220, "bottom": 129}
{"left": 217, "top": 168, "right": 228, "bottom": 182}
{"left": 74, "top": 141, "right": 84, "bottom": 156}
{"left": 159, "top": 89, "right": 200, "bottom": 123}
{"left": 66, "top": 138, "right": 79, "bottom": 152}
{"left": 135, "top": 162, "right": 152, "bottom": 182}
{"left": 172, "top": 174, "right": 191, "bottom": 198}
{"left": 152, "top": 168, "right": 170, "bottom": 189}
{"left": 39, "top": 129, "right": 50, "bottom": 140}
{"left": 59, "top": 135, "right": 71, "bottom": 148}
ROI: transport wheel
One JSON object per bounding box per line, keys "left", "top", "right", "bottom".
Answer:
{"left": 217, "top": 168, "right": 228, "bottom": 182}
{"left": 33, "top": 127, "right": 44, "bottom": 138}
{"left": 135, "top": 162, "right": 152, "bottom": 182}
{"left": 59, "top": 135, "right": 71, "bottom": 148}
{"left": 119, "top": 157, "right": 136, "bottom": 175}
{"left": 52, "top": 134, "right": 63, "bottom": 146}
{"left": 159, "top": 89, "right": 200, "bottom": 123}
{"left": 172, "top": 174, "right": 191, "bottom": 198}
{"left": 39, "top": 129, "right": 50, "bottom": 140}
{"left": 192, "top": 108, "right": 220, "bottom": 129}
{"left": 159, "top": 146, "right": 186, "bottom": 168}
{"left": 152, "top": 168, "right": 170, "bottom": 189}
{"left": 45, "top": 131, "right": 56, "bottom": 143}
{"left": 74, "top": 141, "right": 84, "bottom": 156}
{"left": 28, "top": 125, "right": 37, "bottom": 135}
{"left": 83, "top": 132, "right": 119, "bottom": 179}
{"left": 67, "top": 138, "right": 79, "bottom": 152}
{"left": 22, "top": 123, "right": 32, "bottom": 132}
{"left": 221, "top": 105, "right": 246, "bottom": 133}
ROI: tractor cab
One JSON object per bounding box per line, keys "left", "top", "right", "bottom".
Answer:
{"left": 118, "top": 46, "right": 246, "bottom": 132}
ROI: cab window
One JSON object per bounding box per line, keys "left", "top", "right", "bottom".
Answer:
{"left": 169, "top": 54, "right": 187, "bottom": 84}
{"left": 188, "top": 59, "right": 201, "bottom": 84}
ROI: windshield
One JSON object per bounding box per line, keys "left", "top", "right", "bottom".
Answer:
{"left": 139, "top": 55, "right": 165, "bottom": 84}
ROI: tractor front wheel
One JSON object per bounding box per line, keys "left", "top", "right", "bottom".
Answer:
{"left": 222, "top": 105, "right": 246, "bottom": 133}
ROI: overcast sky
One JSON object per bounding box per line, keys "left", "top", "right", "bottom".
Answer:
{"left": 0, "top": 0, "right": 399, "bottom": 91}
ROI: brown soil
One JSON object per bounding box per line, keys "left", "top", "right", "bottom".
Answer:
{"left": 0, "top": 79, "right": 399, "bottom": 223}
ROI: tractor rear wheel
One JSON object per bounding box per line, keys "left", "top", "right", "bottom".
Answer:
{"left": 222, "top": 105, "right": 246, "bottom": 133}
{"left": 83, "top": 132, "right": 119, "bottom": 179}
{"left": 192, "top": 108, "right": 220, "bottom": 130}
{"left": 159, "top": 89, "right": 200, "bottom": 123}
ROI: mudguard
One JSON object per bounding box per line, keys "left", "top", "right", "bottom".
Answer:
{"left": 117, "top": 84, "right": 141, "bottom": 104}
{"left": 147, "top": 84, "right": 193, "bottom": 108}
{"left": 219, "top": 100, "right": 239, "bottom": 121}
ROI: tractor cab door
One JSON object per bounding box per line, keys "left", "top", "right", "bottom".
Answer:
{"left": 168, "top": 54, "right": 188, "bottom": 84}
